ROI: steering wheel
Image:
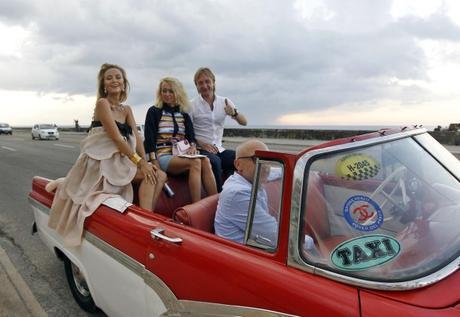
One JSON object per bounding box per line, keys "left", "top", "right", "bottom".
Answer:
{"left": 370, "top": 166, "right": 408, "bottom": 217}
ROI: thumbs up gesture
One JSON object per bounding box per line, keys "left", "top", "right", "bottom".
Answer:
{"left": 224, "top": 98, "right": 235, "bottom": 116}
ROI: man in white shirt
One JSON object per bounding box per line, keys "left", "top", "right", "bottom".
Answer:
{"left": 190, "top": 67, "right": 247, "bottom": 192}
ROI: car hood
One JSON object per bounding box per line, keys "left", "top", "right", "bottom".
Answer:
{"left": 39, "top": 129, "right": 58, "bottom": 132}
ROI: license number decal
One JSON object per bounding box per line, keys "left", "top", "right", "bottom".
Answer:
{"left": 336, "top": 153, "right": 380, "bottom": 180}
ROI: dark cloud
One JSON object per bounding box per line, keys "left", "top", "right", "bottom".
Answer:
{"left": 0, "top": 0, "right": 459, "bottom": 124}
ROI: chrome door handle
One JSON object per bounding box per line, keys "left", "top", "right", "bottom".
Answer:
{"left": 150, "top": 228, "right": 182, "bottom": 244}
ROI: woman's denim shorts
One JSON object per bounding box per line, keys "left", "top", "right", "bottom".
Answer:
{"left": 158, "top": 154, "right": 173, "bottom": 171}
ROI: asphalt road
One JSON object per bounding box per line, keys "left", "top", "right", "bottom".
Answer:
{"left": 0, "top": 131, "right": 104, "bottom": 316}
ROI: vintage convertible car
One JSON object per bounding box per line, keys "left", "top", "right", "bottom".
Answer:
{"left": 29, "top": 127, "right": 460, "bottom": 316}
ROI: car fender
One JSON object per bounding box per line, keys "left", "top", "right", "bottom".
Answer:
{"left": 30, "top": 199, "right": 97, "bottom": 308}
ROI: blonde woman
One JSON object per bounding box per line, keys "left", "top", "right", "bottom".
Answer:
{"left": 47, "top": 63, "right": 166, "bottom": 246}
{"left": 144, "top": 77, "right": 217, "bottom": 202}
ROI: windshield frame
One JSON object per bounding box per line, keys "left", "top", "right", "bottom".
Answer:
{"left": 287, "top": 128, "right": 460, "bottom": 291}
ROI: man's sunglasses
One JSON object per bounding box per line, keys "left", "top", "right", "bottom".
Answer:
{"left": 238, "top": 155, "right": 257, "bottom": 162}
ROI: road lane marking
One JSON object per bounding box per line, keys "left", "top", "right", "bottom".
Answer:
{"left": 53, "top": 144, "right": 75, "bottom": 148}
{"left": 1, "top": 146, "right": 16, "bottom": 151}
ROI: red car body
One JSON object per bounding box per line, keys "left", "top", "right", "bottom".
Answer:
{"left": 29, "top": 127, "right": 460, "bottom": 316}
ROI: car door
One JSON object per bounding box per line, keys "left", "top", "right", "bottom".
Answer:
{"left": 144, "top": 157, "right": 359, "bottom": 317}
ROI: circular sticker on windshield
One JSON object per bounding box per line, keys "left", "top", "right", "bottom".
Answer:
{"left": 343, "top": 195, "right": 383, "bottom": 231}
{"left": 336, "top": 153, "right": 380, "bottom": 180}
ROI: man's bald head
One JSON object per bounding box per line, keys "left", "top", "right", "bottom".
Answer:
{"left": 235, "top": 139, "right": 268, "bottom": 183}
{"left": 236, "top": 139, "right": 268, "bottom": 159}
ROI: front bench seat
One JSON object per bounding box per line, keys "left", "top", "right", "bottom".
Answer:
{"left": 172, "top": 194, "right": 219, "bottom": 233}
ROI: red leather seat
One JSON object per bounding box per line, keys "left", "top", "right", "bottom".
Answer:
{"left": 133, "top": 174, "right": 206, "bottom": 218}
{"left": 172, "top": 194, "right": 219, "bottom": 233}
{"left": 265, "top": 179, "right": 282, "bottom": 218}
{"left": 304, "top": 172, "right": 330, "bottom": 240}
{"left": 154, "top": 175, "right": 194, "bottom": 217}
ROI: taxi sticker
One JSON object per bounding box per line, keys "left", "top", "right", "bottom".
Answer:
{"left": 336, "top": 153, "right": 380, "bottom": 180}
{"left": 331, "top": 234, "right": 401, "bottom": 271}
{"left": 343, "top": 195, "right": 383, "bottom": 231}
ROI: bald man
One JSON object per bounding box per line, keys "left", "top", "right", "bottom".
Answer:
{"left": 214, "top": 139, "right": 278, "bottom": 245}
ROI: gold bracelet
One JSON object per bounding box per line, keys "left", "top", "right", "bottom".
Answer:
{"left": 129, "top": 153, "right": 143, "bottom": 165}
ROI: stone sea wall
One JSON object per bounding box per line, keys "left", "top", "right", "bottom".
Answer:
{"left": 13, "top": 126, "right": 460, "bottom": 145}
{"left": 223, "top": 128, "right": 460, "bottom": 145}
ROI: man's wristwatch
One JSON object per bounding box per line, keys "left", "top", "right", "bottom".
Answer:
{"left": 231, "top": 108, "right": 239, "bottom": 118}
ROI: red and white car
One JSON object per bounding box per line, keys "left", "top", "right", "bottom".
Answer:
{"left": 29, "top": 127, "right": 460, "bottom": 316}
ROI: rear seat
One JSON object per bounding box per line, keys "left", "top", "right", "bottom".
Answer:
{"left": 173, "top": 194, "right": 219, "bottom": 233}
{"left": 154, "top": 175, "right": 194, "bottom": 218}
{"left": 133, "top": 174, "right": 205, "bottom": 218}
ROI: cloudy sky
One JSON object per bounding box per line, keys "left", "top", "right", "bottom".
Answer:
{"left": 1, "top": 0, "right": 460, "bottom": 129}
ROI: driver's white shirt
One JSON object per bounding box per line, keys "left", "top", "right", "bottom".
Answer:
{"left": 214, "top": 173, "right": 278, "bottom": 244}
{"left": 190, "top": 94, "right": 235, "bottom": 153}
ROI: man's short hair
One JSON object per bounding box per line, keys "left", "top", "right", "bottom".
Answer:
{"left": 194, "top": 67, "right": 216, "bottom": 85}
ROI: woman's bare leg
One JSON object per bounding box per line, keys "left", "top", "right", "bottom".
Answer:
{"left": 137, "top": 177, "right": 155, "bottom": 211}
{"left": 133, "top": 164, "right": 166, "bottom": 211}
{"left": 201, "top": 157, "right": 217, "bottom": 196}
{"left": 167, "top": 157, "right": 202, "bottom": 202}
{"left": 151, "top": 170, "right": 167, "bottom": 210}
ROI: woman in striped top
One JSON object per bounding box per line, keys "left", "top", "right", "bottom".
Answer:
{"left": 144, "top": 77, "right": 217, "bottom": 202}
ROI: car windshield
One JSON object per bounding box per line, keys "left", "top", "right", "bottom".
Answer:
{"left": 40, "top": 124, "right": 55, "bottom": 129}
{"left": 0, "top": 124, "right": 9, "bottom": 128}
{"left": 300, "top": 134, "right": 460, "bottom": 282}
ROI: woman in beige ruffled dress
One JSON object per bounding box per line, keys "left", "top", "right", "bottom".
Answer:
{"left": 47, "top": 63, "right": 166, "bottom": 247}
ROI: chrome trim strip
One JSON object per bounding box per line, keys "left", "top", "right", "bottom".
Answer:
{"left": 178, "top": 300, "right": 297, "bottom": 317}
{"left": 288, "top": 128, "right": 460, "bottom": 290}
{"left": 85, "top": 233, "right": 144, "bottom": 277}
{"left": 288, "top": 257, "right": 460, "bottom": 291}
{"left": 28, "top": 197, "right": 50, "bottom": 215}
{"left": 143, "top": 270, "right": 183, "bottom": 313}
{"left": 244, "top": 158, "right": 261, "bottom": 244}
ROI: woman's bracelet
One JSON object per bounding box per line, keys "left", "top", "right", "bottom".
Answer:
{"left": 129, "top": 153, "right": 143, "bottom": 165}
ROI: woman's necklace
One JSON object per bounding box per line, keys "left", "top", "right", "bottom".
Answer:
{"left": 110, "top": 103, "right": 124, "bottom": 112}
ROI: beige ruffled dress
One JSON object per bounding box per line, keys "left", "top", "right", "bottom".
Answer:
{"left": 48, "top": 125, "right": 137, "bottom": 247}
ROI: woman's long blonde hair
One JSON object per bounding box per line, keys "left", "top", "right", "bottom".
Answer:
{"left": 155, "top": 77, "right": 190, "bottom": 112}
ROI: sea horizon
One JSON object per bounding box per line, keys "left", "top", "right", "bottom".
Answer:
{"left": 224, "top": 124, "right": 436, "bottom": 131}
{"left": 11, "top": 123, "right": 437, "bottom": 132}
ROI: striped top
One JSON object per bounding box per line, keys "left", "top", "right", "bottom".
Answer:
{"left": 144, "top": 104, "right": 196, "bottom": 157}
{"left": 157, "top": 110, "right": 186, "bottom": 157}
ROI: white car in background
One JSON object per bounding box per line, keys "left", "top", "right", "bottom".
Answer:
{"left": 0, "top": 123, "right": 12, "bottom": 135}
{"left": 32, "top": 124, "right": 59, "bottom": 140}
{"left": 137, "top": 124, "right": 145, "bottom": 141}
